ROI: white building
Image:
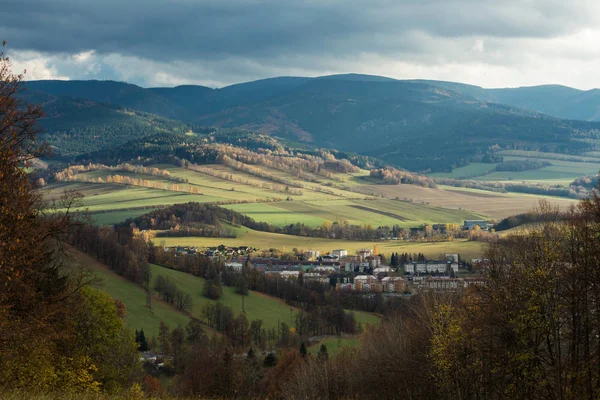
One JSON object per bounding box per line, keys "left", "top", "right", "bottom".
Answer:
{"left": 225, "top": 262, "right": 243, "bottom": 271}
{"left": 358, "top": 249, "right": 372, "bottom": 260}
{"left": 314, "top": 266, "right": 337, "bottom": 274}
{"left": 279, "top": 271, "right": 300, "bottom": 279}
{"left": 332, "top": 249, "right": 348, "bottom": 258}
{"left": 304, "top": 250, "right": 320, "bottom": 260}
{"left": 373, "top": 266, "right": 393, "bottom": 275}
{"left": 445, "top": 253, "right": 459, "bottom": 263}
{"left": 404, "top": 262, "right": 459, "bottom": 274}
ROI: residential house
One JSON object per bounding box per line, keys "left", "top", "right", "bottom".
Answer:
{"left": 426, "top": 277, "right": 462, "bottom": 291}
{"left": 304, "top": 250, "right": 320, "bottom": 260}
{"left": 373, "top": 266, "right": 393, "bottom": 275}
{"left": 358, "top": 249, "right": 372, "bottom": 261}
{"left": 332, "top": 249, "right": 348, "bottom": 258}
{"left": 353, "top": 275, "right": 380, "bottom": 292}
{"left": 381, "top": 276, "right": 406, "bottom": 293}
{"left": 367, "top": 255, "right": 381, "bottom": 268}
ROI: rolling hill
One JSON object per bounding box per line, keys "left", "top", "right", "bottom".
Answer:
{"left": 24, "top": 75, "right": 600, "bottom": 172}
{"left": 416, "top": 80, "right": 600, "bottom": 122}
{"left": 21, "top": 90, "right": 189, "bottom": 157}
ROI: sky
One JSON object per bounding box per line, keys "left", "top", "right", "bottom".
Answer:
{"left": 2, "top": 0, "right": 600, "bottom": 89}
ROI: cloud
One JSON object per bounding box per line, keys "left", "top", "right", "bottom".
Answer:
{"left": 2, "top": 0, "right": 600, "bottom": 89}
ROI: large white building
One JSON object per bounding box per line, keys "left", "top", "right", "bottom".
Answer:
{"left": 332, "top": 249, "right": 348, "bottom": 258}
{"left": 404, "top": 261, "right": 459, "bottom": 274}
{"left": 304, "top": 250, "right": 320, "bottom": 260}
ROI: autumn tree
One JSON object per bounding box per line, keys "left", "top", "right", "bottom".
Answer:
{"left": 0, "top": 42, "right": 98, "bottom": 392}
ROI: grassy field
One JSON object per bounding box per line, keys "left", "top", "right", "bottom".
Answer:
{"left": 362, "top": 183, "right": 577, "bottom": 219}
{"left": 474, "top": 157, "right": 600, "bottom": 182}
{"left": 45, "top": 161, "right": 584, "bottom": 234}
{"left": 224, "top": 198, "right": 482, "bottom": 229}
{"left": 150, "top": 264, "right": 298, "bottom": 331}
{"left": 90, "top": 208, "right": 158, "bottom": 225}
{"left": 309, "top": 337, "right": 361, "bottom": 357}
{"left": 156, "top": 230, "right": 486, "bottom": 260}
{"left": 352, "top": 311, "right": 382, "bottom": 327}
{"left": 72, "top": 249, "right": 380, "bottom": 341}
{"left": 430, "top": 163, "right": 498, "bottom": 179}
{"left": 72, "top": 250, "right": 191, "bottom": 337}
{"left": 498, "top": 150, "right": 600, "bottom": 163}
{"left": 222, "top": 202, "right": 330, "bottom": 228}
{"left": 429, "top": 150, "right": 600, "bottom": 187}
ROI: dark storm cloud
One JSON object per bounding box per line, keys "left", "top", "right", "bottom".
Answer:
{"left": 2, "top": 0, "right": 596, "bottom": 63}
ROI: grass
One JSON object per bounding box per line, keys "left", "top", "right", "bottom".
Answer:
{"left": 498, "top": 150, "right": 600, "bottom": 163}
{"left": 224, "top": 198, "right": 483, "bottom": 229}
{"left": 351, "top": 311, "right": 381, "bottom": 327}
{"left": 430, "top": 163, "right": 498, "bottom": 179}
{"left": 156, "top": 230, "right": 486, "bottom": 260}
{"left": 72, "top": 250, "right": 191, "bottom": 337}
{"left": 363, "top": 183, "right": 577, "bottom": 219}
{"left": 462, "top": 152, "right": 600, "bottom": 184}
{"left": 150, "top": 264, "right": 297, "bottom": 331}
{"left": 89, "top": 208, "right": 158, "bottom": 225}
{"left": 309, "top": 337, "right": 361, "bottom": 357}
{"left": 72, "top": 249, "right": 377, "bottom": 343}
{"left": 45, "top": 161, "right": 582, "bottom": 236}
{"left": 223, "top": 202, "right": 329, "bottom": 227}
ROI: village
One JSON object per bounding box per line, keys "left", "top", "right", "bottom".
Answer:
{"left": 163, "top": 244, "right": 486, "bottom": 295}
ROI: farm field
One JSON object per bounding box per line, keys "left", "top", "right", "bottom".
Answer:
{"left": 156, "top": 230, "right": 486, "bottom": 260}
{"left": 430, "top": 150, "right": 600, "bottom": 187}
{"left": 430, "top": 163, "right": 498, "bottom": 179}
{"left": 361, "top": 184, "right": 577, "bottom": 219}
{"left": 498, "top": 150, "right": 600, "bottom": 163}
{"left": 44, "top": 159, "right": 583, "bottom": 233}
{"left": 474, "top": 157, "right": 600, "bottom": 182}
{"left": 221, "top": 202, "right": 330, "bottom": 228}
{"left": 90, "top": 208, "right": 158, "bottom": 225}
{"left": 71, "top": 250, "right": 191, "bottom": 337}
{"left": 160, "top": 164, "right": 363, "bottom": 201}
{"left": 224, "top": 198, "right": 482, "bottom": 229}
{"left": 46, "top": 182, "right": 223, "bottom": 212}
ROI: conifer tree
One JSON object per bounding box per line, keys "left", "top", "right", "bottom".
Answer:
{"left": 318, "top": 344, "right": 329, "bottom": 361}
{"left": 299, "top": 342, "right": 307, "bottom": 358}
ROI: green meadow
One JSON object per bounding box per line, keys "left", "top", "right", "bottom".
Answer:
{"left": 73, "top": 251, "right": 191, "bottom": 337}
{"left": 150, "top": 264, "right": 298, "bottom": 331}
{"left": 309, "top": 337, "right": 361, "bottom": 357}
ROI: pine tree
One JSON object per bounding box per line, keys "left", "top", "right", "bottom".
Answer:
{"left": 299, "top": 342, "right": 307, "bottom": 358}
{"left": 138, "top": 329, "right": 149, "bottom": 351}
{"left": 318, "top": 344, "right": 329, "bottom": 361}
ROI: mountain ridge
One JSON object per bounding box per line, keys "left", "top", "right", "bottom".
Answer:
{"left": 24, "top": 75, "right": 600, "bottom": 172}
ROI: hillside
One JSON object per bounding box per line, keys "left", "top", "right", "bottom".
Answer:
{"left": 416, "top": 80, "right": 600, "bottom": 122}
{"left": 20, "top": 90, "right": 189, "bottom": 157}
{"left": 71, "top": 248, "right": 380, "bottom": 337}
{"left": 25, "top": 76, "right": 600, "bottom": 172}
{"left": 71, "top": 249, "right": 191, "bottom": 336}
